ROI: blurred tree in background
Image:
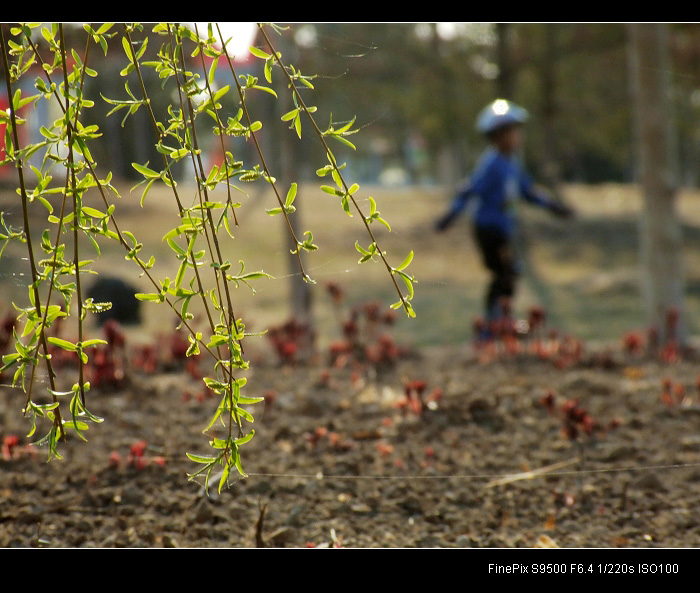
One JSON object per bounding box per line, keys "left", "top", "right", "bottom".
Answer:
{"left": 5, "top": 23, "right": 700, "bottom": 192}
{"left": 287, "top": 24, "right": 630, "bottom": 186}
{"left": 286, "top": 23, "right": 700, "bottom": 190}
{"left": 1, "top": 21, "right": 699, "bottom": 343}
{"left": 628, "top": 23, "right": 685, "bottom": 344}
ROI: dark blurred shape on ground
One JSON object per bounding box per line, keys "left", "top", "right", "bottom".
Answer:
{"left": 87, "top": 277, "right": 141, "bottom": 327}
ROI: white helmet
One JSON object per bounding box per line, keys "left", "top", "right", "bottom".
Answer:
{"left": 476, "top": 99, "right": 529, "bottom": 135}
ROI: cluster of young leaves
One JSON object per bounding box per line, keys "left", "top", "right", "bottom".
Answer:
{"left": 254, "top": 24, "right": 416, "bottom": 317}
{"left": 108, "top": 22, "right": 273, "bottom": 493}
{"left": 0, "top": 22, "right": 416, "bottom": 492}
{"left": 0, "top": 23, "right": 113, "bottom": 458}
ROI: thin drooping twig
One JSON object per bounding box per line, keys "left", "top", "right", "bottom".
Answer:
{"left": 122, "top": 26, "right": 222, "bottom": 341}
{"left": 168, "top": 23, "right": 243, "bottom": 437}
{"left": 216, "top": 23, "right": 311, "bottom": 285}
{"left": 59, "top": 23, "right": 87, "bottom": 406}
{"left": 122, "top": 24, "right": 249, "bottom": 464}
{"left": 20, "top": 26, "right": 229, "bottom": 374}
{"left": 193, "top": 22, "right": 238, "bottom": 227}
{"left": 2, "top": 23, "right": 268, "bottom": 481}
{"left": 257, "top": 24, "right": 412, "bottom": 314}
{"left": 169, "top": 25, "right": 240, "bottom": 333}
{"left": 0, "top": 25, "right": 64, "bottom": 438}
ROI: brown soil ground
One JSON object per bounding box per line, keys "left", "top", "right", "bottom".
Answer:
{"left": 2, "top": 332, "right": 700, "bottom": 549}
{"left": 2, "top": 183, "right": 700, "bottom": 548}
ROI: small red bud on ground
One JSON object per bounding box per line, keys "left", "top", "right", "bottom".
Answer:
{"left": 540, "top": 390, "right": 556, "bottom": 414}
{"left": 133, "top": 457, "right": 147, "bottom": 470}
{"left": 108, "top": 451, "right": 122, "bottom": 467}
{"left": 376, "top": 443, "right": 394, "bottom": 457}
{"left": 130, "top": 440, "right": 147, "bottom": 458}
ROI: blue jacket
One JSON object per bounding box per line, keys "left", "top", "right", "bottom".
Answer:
{"left": 443, "top": 148, "right": 556, "bottom": 237}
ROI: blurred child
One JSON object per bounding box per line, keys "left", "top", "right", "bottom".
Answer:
{"left": 435, "top": 99, "right": 573, "bottom": 330}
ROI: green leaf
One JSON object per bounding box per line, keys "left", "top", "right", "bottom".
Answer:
{"left": 333, "top": 135, "right": 356, "bottom": 150}
{"left": 397, "top": 270, "right": 415, "bottom": 299}
{"left": 285, "top": 182, "right": 297, "bottom": 208}
{"left": 395, "top": 250, "right": 414, "bottom": 272}
{"left": 235, "top": 407, "right": 255, "bottom": 423}
{"left": 47, "top": 337, "right": 77, "bottom": 352}
{"left": 187, "top": 453, "right": 217, "bottom": 464}
{"left": 249, "top": 46, "right": 271, "bottom": 60}
{"left": 121, "top": 35, "right": 134, "bottom": 61}
{"left": 237, "top": 396, "right": 264, "bottom": 405}
{"left": 218, "top": 461, "right": 231, "bottom": 493}
{"left": 281, "top": 108, "right": 299, "bottom": 122}
{"left": 321, "top": 185, "right": 343, "bottom": 197}
{"left": 81, "top": 206, "right": 106, "bottom": 218}
{"left": 234, "top": 430, "right": 255, "bottom": 446}
{"left": 81, "top": 339, "right": 108, "bottom": 348}
{"left": 376, "top": 216, "right": 391, "bottom": 231}
{"left": 135, "top": 292, "right": 164, "bottom": 302}
{"left": 63, "top": 420, "right": 90, "bottom": 432}
{"left": 207, "top": 335, "right": 228, "bottom": 348}
{"left": 132, "top": 162, "right": 161, "bottom": 178}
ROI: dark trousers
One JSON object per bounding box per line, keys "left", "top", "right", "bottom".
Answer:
{"left": 474, "top": 226, "right": 519, "bottom": 319}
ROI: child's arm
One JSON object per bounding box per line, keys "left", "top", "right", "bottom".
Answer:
{"left": 435, "top": 182, "right": 474, "bottom": 232}
{"left": 435, "top": 156, "right": 498, "bottom": 232}
{"left": 519, "top": 172, "right": 574, "bottom": 218}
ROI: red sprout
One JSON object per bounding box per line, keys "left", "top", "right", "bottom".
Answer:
{"left": 673, "top": 383, "right": 686, "bottom": 404}
{"left": 527, "top": 306, "right": 546, "bottom": 332}
{"left": 133, "top": 344, "right": 158, "bottom": 373}
{"left": 362, "top": 301, "right": 381, "bottom": 323}
{"left": 666, "top": 307, "right": 679, "bottom": 334}
{"left": 540, "top": 390, "right": 557, "bottom": 415}
{"left": 342, "top": 319, "right": 358, "bottom": 340}
{"left": 376, "top": 442, "right": 394, "bottom": 457}
{"left": 382, "top": 310, "right": 398, "bottom": 326}
{"left": 185, "top": 356, "right": 202, "bottom": 380}
{"left": 304, "top": 426, "right": 328, "bottom": 448}
{"left": 170, "top": 329, "right": 190, "bottom": 361}
{"left": 2, "top": 435, "right": 20, "bottom": 460}
{"left": 263, "top": 389, "right": 277, "bottom": 413}
{"left": 325, "top": 282, "right": 344, "bottom": 305}
{"left": 607, "top": 418, "right": 622, "bottom": 431}
{"left": 103, "top": 319, "right": 125, "bottom": 350}
{"left": 129, "top": 440, "right": 148, "bottom": 458}
{"left": 404, "top": 379, "right": 427, "bottom": 401}
{"left": 108, "top": 451, "right": 122, "bottom": 467}
{"left": 426, "top": 387, "right": 443, "bottom": 405}
{"left": 622, "top": 331, "right": 645, "bottom": 355}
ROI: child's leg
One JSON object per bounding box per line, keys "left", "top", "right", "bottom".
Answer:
{"left": 474, "top": 226, "right": 518, "bottom": 320}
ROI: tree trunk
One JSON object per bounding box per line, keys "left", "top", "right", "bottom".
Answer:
{"left": 496, "top": 23, "right": 516, "bottom": 100}
{"left": 274, "top": 32, "right": 315, "bottom": 358}
{"left": 539, "top": 24, "right": 562, "bottom": 191}
{"left": 627, "top": 23, "right": 685, "bottom": 345}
